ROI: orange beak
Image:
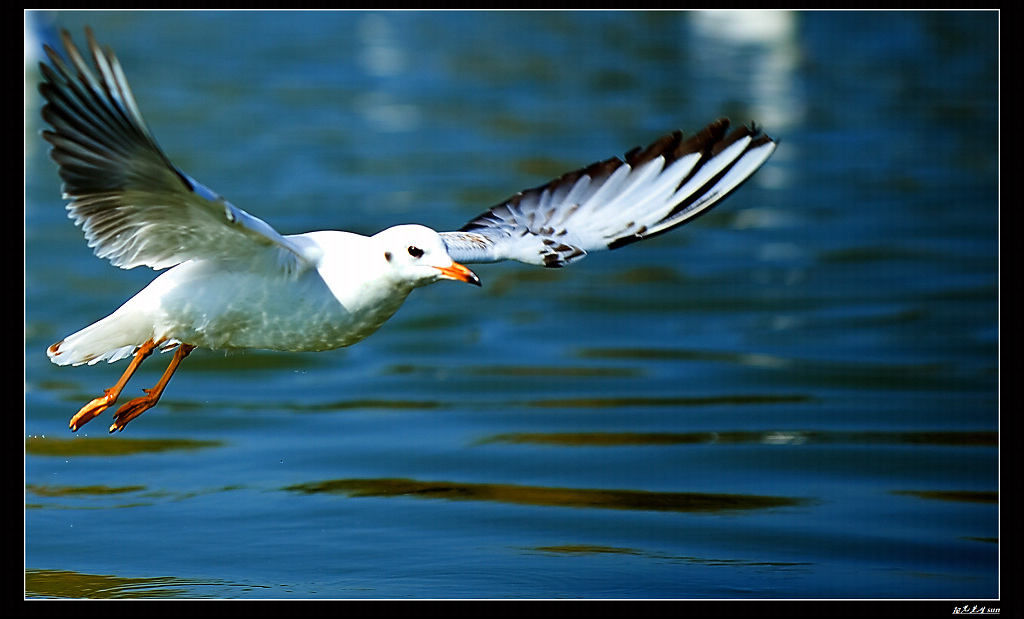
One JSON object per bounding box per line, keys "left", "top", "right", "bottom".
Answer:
{"left": 435, "top": 261, "right": 481, "bottom": 287}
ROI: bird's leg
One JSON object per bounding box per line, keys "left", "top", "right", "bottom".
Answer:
{"left": 109, "top": 344, "right": 196, "bottom": 433}
{"left": 69, "top": 339, "right": 159, "bottom": 432}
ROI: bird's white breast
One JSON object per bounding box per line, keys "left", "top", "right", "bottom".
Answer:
{"left": 135, "top": 232, "right": 413, "bottom": 353}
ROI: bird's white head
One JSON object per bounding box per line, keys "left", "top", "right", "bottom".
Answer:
{"left": 374, "top": 224, "right": 481, "bottom": 289}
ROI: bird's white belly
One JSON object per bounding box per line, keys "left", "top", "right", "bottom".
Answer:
{"left": 137, "top": 260, "right": 410, "bottom": 353}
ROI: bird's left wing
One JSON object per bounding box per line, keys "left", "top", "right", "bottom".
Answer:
{"left": 37, "top": 28, "right": 318, "bottom": 274}
{"left": 441, "top": 119, "right": 776, "bottom": 268}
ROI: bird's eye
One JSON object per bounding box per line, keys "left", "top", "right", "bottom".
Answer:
{"left": 407, "top": 246, "right": 424, "bottom": 258}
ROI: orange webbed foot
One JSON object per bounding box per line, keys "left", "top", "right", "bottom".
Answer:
{"left": 109, "top": 390, "right": 160, "bottom": 433}
{"left": 69, "top": 389, "right": 118, "bottom": 431}
{"left": 66, "top": 340, "right": 160, "bottom": 432}
{"left": 106, "top": 343, "right": 195, "bottom": 433}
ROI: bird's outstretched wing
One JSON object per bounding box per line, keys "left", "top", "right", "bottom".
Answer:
{"left": 37, "top": 28, "right": 318, "bottom": 273}
{"left": 440, "top": 119, "right": 776, "bottom": 268}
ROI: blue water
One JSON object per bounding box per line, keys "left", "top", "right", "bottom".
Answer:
{"left": 25, "top": 10, "right": 999, "bottom": 599}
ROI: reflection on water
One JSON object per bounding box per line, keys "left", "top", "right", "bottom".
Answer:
{"left": 25, "top": 436, "right": 223, "bottom": 457}
{"left": 891, "top": 490, "right": 998, "bottom": 505}
{"left": 484, "top": 430, "right": 998, "bottom": 447}
{"left": 25, "top": 569, "right": 201, "bottom": 599}
{"left": 27, "top": 484, "right": 146, "bottom": 498}
{"left": 286, "top": 477, "right": 808, "bottom": 513}
{"left": 527, "top": 394, "right": 810, "bottom": 408}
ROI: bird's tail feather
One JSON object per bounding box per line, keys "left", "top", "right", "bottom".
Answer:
{"left": 47, "top": 312, "right": 171, "bottom": 366}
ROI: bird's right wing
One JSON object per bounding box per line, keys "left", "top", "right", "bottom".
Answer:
{"left": 441, "top": 119, "right": 776, "bottom": 268}
{"left": 38, "top": 28, "right": 320, "bottom": 274}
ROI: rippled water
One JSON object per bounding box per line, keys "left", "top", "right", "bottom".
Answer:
{"left": 25, "top": 10, "right": 999, "bottom": 599}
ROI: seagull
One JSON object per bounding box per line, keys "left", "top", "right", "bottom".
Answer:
{"left": 38, "top": 28, "right": 777, "bottom": 434}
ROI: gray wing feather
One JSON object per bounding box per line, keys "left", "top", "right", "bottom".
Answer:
{"left": 441, "top": 119, "right": 776, "bottom": 268}
{"left": 38, "top": 28, "right": 317, "bottom": 273}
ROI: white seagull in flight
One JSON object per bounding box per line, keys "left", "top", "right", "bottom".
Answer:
{"left": 38, "top": 28, "right": 777, "bottom": 433}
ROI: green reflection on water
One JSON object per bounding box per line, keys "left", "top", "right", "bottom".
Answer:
{"left": 25, "top": 568, "right": 197, "bottom": 599}
{"left": 26, "top": 436, "right": 223, "bottom": 457}
{"left": 286, "top": 477, "right": 807, "bottom": 513}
